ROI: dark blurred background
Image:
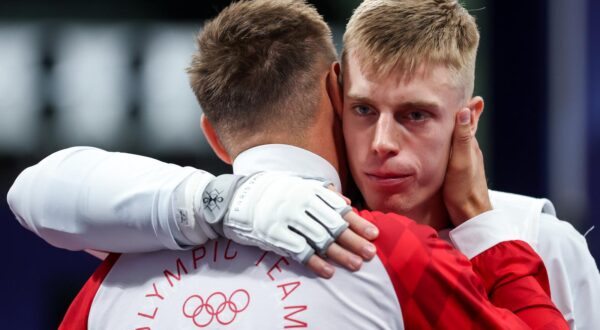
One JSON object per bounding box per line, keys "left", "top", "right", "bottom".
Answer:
{"left": 0, "top": 0, "right": 598, "bottom": 328}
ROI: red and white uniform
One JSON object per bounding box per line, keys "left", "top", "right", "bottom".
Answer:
{"left": 446, "top": 190, "right": 600, "bottom": 329}
{"left": 6, "top": 146, "right": 576, "bottom": 329}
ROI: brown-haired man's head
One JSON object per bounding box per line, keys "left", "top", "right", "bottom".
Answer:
{"left": 188, "top": 0, "right": 338, "bottom": 161}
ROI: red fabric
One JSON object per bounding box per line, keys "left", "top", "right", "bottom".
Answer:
{"left": 472, "top": 240, "right": 567, "bottom": 329}
{"left": 358, "top": 209, "right": 569, "bottom": 330}
{"left": 59, "top": 253, "right": 121, "bottom": 330}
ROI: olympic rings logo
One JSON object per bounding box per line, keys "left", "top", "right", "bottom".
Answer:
{"left": 182, "top": 289, "right": 251, "bottom": 327}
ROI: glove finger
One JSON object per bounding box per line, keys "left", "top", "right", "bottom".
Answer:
{"left": 259, "top": 225, "right": 316, "bottom": 264}
{"left": 289, "top": 213, "right": 335, "bottom": 257}
{"left": 315, "top": 188, "right": 352, "bottom": 216}
{"left": 294, "top": 244, "right": 316, "bottom": 264}
{"left": 307, "top": 191, "right": 350, "bottom": 238}
{"left": 223, "top": 223, "right": 308, "bottom": 259}
{"left": 270, "top": 227, "right": 316, "bottom": 263}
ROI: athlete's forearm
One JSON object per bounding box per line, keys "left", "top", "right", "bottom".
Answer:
{"left": 7, "top": 147, "right": 214, "bottom": 252}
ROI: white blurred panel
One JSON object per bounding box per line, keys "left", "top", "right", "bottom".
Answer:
{"left": 52, "top": 25, "right": 132, "bottom": 148}
{"left": 140, "top": 25, "right": 210, "bottom": 155}
{"left": 0, "top": 25, "right": 41, "bottom": 154}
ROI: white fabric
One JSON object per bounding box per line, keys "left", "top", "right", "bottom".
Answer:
{"left": 88, "top": 240, "right": 403, "bottom": 329}
{"left": 448, "top": 209, "right": 523, "bottom": 259}
{"left": 233, "top": 144, "right": 342, "bottom": 192}
{"left": 449, "top": 189, "right": 600, "bottom": 330}
{"left": 174, "top": 170, "right": 218, "bottom": 244}
{"left": 6, "top": 146, "right": 213, "bottom": 252}
{"left": 535, "top": 213, "right": 600, "bottom": 330}
{"left": 449, "top": 190, "right": 554, "bottom": 259}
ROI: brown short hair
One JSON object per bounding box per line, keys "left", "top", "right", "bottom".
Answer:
{"left": 188, "top": 0, "right": 337, "bottom": 150}
{"left": 343, "top": 0, "right": 480, "bottom": 98}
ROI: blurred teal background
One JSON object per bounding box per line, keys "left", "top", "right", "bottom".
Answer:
{"left": 0, "top": 0, "right": 598, "bottom": 327}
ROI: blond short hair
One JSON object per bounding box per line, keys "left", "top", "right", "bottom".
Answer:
{"left": 343, "top": 0, "right": 480, "bottom": 98}
{"left": 188, "top": 0, "right": 337, "bottom": 150}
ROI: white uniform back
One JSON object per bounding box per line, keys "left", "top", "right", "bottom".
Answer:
{"left": 88, "top": 238, "right": 404, "bottom": 330}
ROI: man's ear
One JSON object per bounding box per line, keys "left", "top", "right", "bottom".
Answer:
{"left": 326, "top": 62, "right": 344, "bottom": 118}
{"left": 467, "top": 96, "right": 484, "bottom": 134}
{"left": 201, "top": 114, "right": 232, "bottom": 164}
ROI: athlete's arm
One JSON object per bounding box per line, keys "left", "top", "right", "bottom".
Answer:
{"left": 363, "top": 210, "right": 568, "bottom": 329}
{"left": 6, "top": 147, "right": 377, "bottom": 277}
{"left": 7, "top": 147, "right": 203, "bottom": 252}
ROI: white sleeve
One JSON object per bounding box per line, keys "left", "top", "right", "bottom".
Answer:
{"left": 6, "top": 147, "right": 215, "bottom": 253}
{"left": 448, "top": 209, "right": 523, "bottom": 259}
{"left": 536, "top": 213, "right": 600, "bottom": 330}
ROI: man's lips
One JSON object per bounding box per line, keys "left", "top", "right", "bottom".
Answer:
{"left": 364, "top": 171, "right": 415, "bottom": 188}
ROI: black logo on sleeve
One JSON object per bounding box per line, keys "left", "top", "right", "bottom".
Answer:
{"left": 203, "top": 189, "right": 225, "bottom": 212}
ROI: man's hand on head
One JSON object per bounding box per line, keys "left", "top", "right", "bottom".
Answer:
{"left": 443, "top": 108, "right": 493, "bottom": 226}
{"left": 198, "top": 172, "right": 379, "bottom": 279}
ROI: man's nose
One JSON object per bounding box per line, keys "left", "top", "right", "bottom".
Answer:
{"left": 371, "top": 116, "right": 399, "bottom": 157}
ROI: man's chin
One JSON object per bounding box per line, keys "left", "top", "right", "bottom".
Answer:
{"left": 365, "top": 193, "right": 417, "bottom": 218}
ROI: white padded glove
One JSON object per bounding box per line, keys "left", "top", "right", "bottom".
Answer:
{"left": 198, "top": 172, "right": 351, "bottom": 263}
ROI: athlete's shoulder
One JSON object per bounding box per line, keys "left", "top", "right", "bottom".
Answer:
{"left": 489, "top": 190, "right": 587, "bottom": 249}
{"left": 488, "top": 189, "right": 556, "bottom": 245}
{"left": 537, "top": 213, "right": 588, "bottom": 250}
{"left": 489, "top": 189, "right": 556, "bottom": 216}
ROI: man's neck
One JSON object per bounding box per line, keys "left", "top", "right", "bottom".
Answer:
{"left": 405, "top": 191, "right": 452, "bottom": 231}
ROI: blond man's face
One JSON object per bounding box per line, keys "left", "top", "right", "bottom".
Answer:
{"left": 342, "top": 53, "right": 465, "bottom": 221}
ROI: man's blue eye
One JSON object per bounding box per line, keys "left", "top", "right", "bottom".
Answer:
{"left": 408, "top": 111, "right": 427, "bottom": 121}
{"left": 354, "top": 105, "right": 372, "bottom": 115}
